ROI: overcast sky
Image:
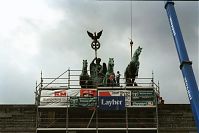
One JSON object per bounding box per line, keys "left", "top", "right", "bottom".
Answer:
{"left": 0, "top": 0, "right": 198, "bottom": 104}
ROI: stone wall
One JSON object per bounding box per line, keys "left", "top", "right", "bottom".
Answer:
{"left": 0, "top": 105, "right": 36, "bottom": 133}
{"left": 0, "top": 104, "right": 197, "bottom": 133}
{"left": 158, "top": 104, "right": 197, "bottom": 133}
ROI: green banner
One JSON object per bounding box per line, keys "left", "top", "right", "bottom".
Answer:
{"left": 70, "top": 97, "right": 97, "bottom": 107}
{"left": 131, "top": 89, "right": 155, "bottom": 106}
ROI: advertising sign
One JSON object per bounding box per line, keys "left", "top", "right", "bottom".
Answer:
{"left": 132, "top": 101, "right": 154, "bottom": 106}
{"left": 131, "top": 89, "right": 155, "bottom": 107}
{"left": 80, "top": 89, "right": 97, "bottom": 97}
{"left": 70, "top": 97, "right": 97, "bottom": 107}
{"left": 40, "top": 90, "right": 69, "bottom": 106}
{"left": 132, "top": 90, "right": 154, "bottom": 99}
{"left": 70, "top": 89, "right": 97, "bottom": 107}
{"left": 98, "top": 96, "right": 125, "bottom": 110}
{"left": 40, "top": 89, "right": 80, "bottom": 106}
{"left": 98, "top": 90, "right": 131, "bottom": 106}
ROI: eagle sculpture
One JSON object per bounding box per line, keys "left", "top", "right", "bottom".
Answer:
{"left": 87, "top": 30, "right": 103, "bottom": 41}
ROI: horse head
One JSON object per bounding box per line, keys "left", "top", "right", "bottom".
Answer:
{"left": 132, "top": 46, "right": 142, "bottom": 61}
{"left": 108, "top": 58, "right": 114, "bottom": 67}
{"left": 108, "top": 58, "right": 114, "bottom": 73}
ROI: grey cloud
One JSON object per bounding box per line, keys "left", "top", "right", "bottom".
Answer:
{"left": 42, "top": 1, "right": 198, "bottom": 103}
{"left": 0, "top": 1, "right": 198, "bottom": 104}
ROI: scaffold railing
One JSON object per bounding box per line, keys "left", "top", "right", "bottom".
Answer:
{"left": 35, "top": 69, "right": 160, "bottom": 102}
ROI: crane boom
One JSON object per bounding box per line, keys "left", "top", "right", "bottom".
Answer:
{"left": 165, "top": 1, "right": 199, "bottom": 131}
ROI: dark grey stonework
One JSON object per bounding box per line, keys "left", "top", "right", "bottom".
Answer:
{"left": 158, "top": 104, "right": 197, "bottom": 133}
{"left": 0, "top": 104, "right": 197, "bottom": 133}
{"left": 0, "top": 105, "right": 36, "bottom": 133}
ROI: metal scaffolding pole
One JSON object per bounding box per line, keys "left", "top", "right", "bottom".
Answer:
{"left": 66, "top": 69, "right": 70, "bottom": 133}
{"left": 155, "top": 91, "right": 159, "bottom": 133}
{"left": 96, "top": 108, "right": 98, "bottom": 133}
{"left": 126, "top": 108, "right": 128, "bottom": 133}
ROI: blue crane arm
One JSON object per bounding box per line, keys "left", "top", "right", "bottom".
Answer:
{"left": 165, "top": 1, "right": 199, "bottom": 131}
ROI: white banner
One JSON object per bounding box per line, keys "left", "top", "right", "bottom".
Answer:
{"left": 40, "top": 89, "right": 80, "bottom": 106}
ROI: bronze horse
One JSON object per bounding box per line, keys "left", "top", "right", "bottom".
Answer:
{"left": 103, "top": 58, "right": 116, "bottom": 86}
{"left": 80, "top": 60, "right": 93, "bottom": 88}
{"left": 124, "top": 46, "right": 142, "bottom": 86}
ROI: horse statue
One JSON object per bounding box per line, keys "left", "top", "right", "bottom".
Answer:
{"left": 80, "top": 60, "right": 93, "bottom": 88}
{"left": 103, "top": 58, "right": 116, "bottom": 86}
{"left": 124, "top": 46, "right": 142, "bottom": 86}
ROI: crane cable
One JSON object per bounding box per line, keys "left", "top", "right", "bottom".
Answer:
{"left": 130, "top": 1, "right": 133, "bottom": 60}
{"left": 130, "top": 0, "right": 133, "bottom": 40}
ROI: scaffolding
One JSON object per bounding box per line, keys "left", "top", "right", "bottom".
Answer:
{"left": 35, "top": 69, "right": 161, "bottom": 133}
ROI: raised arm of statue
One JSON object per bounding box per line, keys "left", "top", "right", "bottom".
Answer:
{"left": 91, "top": 57, "right": 97, "bottom": 64}
{"left": 90, "top": 57, "right": 97, "bottom": 77}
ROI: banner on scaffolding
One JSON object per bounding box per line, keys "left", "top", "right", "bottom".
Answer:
{"left": 98, "top": 96, "right": 125, "bottom": 110}
{"left": 80, "top": 89, "right": 97, "bottom": 97}
{"left": 132, "top": 101, "right": 154, "bottom": 106}
{"left": 131, "top": 89, "right": 155, "bottom": 107}
{"left": 98, "top": 90, "right": 131, "bottom": 107}
{"left": 40, "top": 89, "right": 79, "bottom": 106}
{"left": 40, "top": 89, "right": 98, "bottom": 107}
{"left": 70, "top": 89, "right": 97, "bottom": 107}
{"left": 70, "top": 97, "right": 97, "bottom": 107}
{"left": 40, "top": 89, "right": 68, "bottom": 106}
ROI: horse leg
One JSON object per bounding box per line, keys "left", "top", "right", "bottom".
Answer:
{"left": 132, "top": 78, "right": 135, "bottom": 86}
{"left": 80, "top": 76, "right": 86, "bottom": 88}
{"left": 126, "top": 78, "right": 131, "bottom": 86}
{"left": 87, "top": 77, "right": 93, "bottom": 88}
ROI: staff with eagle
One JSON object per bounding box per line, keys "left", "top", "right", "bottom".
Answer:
{"left": 87, "top": 30, "right": 103, "bottom": 58}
